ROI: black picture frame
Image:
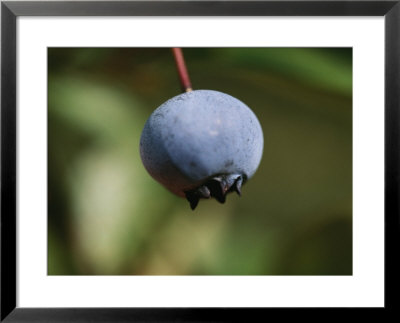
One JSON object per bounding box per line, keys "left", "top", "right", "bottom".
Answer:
{"left": 1, "top": 0, "right": 399, "bottom": 321}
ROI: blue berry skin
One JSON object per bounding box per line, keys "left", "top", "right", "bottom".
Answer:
{"left": 139, "top": 90, "right": 263, "bottom": 209}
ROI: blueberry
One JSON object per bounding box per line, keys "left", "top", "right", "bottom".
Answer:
{"left": 140, "top": 89, "right": 263, "bottom": 209}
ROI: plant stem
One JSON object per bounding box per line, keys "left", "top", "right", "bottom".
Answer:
{"left": 172, "top": 48, "right": 192, "bottom": 92}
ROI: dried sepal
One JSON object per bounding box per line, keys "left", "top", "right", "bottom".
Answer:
{"left": 184, "top": 174, "right": 244, "bottom": 210}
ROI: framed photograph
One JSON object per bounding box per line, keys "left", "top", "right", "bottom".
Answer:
{"left": 1, "top": 0, "right": 398, "bottom": 321}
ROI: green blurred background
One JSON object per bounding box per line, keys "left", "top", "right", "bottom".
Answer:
{"left": 48, "top": 48, "right": 352, "bottom": 275}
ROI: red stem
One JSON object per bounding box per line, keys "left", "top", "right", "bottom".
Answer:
{"left": 172, "top": 48, "right": 192, "bottom": 92}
